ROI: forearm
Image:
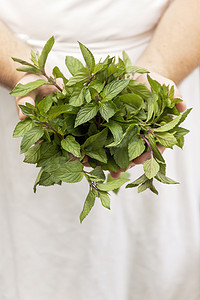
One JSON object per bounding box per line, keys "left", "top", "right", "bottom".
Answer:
{"left": 136, "top": 0, "right": 200, "bottom": 84}
{"left": 0, "top": 21, "right": 31, "bottom": 89}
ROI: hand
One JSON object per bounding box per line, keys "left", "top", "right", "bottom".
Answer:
{"left": 110, "top": 72, "right": 187, "bottom": 178}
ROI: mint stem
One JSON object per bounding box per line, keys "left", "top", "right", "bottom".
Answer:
{"left": 139, "top": 134, "right": 153, "bottom": 157}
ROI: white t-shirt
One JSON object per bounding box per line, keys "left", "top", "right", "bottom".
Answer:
{"left": 0, "top": 1, "right": 199, "bottom": 299}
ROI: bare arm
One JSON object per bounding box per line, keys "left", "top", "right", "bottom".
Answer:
{"left": 136, "top": 0, "right": 200, "bottom": 84}
{"left": 0, "top": 21, "right": 31, "bottom": 89}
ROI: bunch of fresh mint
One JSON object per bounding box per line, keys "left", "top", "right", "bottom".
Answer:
{"left": 11, "top": 36, "right": 191, "bottom": 222}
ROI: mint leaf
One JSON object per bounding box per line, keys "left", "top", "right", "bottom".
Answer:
{"left": 82, "top": 128, "right": 108, "bottom": 150}
{"left": 155, "top": 132, "right": 177, "bottom": 148}
{"left": 119, "top": 94, "right": 143, "bottom": 114}
{"left": 48, "top": 104, "right": 78, "bottom": 120}
{"left": 10, "top": 80, "right": 48, "bottom": 97}
{"left": 84, "top": 148, "right": 107, "bottom": 163}
{"left": 37, "top": 94, "right": 53, "bottom": 114}
{"left": 53, "top": 160, "right": 83, "bottom": 183}
{"left": 13, "top": 118, "right": 33, "bottom": 137}
{"left": 80, "top": 190, "right": 96, "bottom": 223}
{"left": 16, "top": 66, "right": 41, "bottom": 74}
{"left": 61, "top": 135, "right": 81, "bottom": 158}
{"left": 105, "top": 120, "right": 123, "bottom": 144}
{"left": 90, "top": 167, "right": 106, "bottom": 182}
{"left": 101, "top": 79, "right": 129, "bottom": 101}
{"left": 99, "top": 191, "right": 110, "bottom": 209}
{"left": 38, "top": 36, "right": 55, "bottom": 70}
{"left": 128, "top": 135, "right": 145, "bottom": 160}
{"left": 113, "top": 146, "right": 130, "bottom": 171}
{"left": 97, "top": 177, "right": 129, "bottom": 191}
{"left": 143, "top": 157, "right": 160, "bottom": 179}
{"left": 20, "top": 126, "right": 44, "bottom": 153}
{"left": 99, "top": 101, "right": 117, "bottom": 121}
{"left": 126, "top": 173, "right": 148, "bottom": 188}
{"left": 75, "top": 103, "right": 99, "bottom": 127}
{"left": 153, "top": 115, "right": 182, "bottom": 132}
{"left": 23, "top": 143, "right": 42, "bottom": 164}
{"left": 78, "top": 42, "right": 95, "bottom": 74}
{"left": 65, "top": 56, "right": 84, "bottom": 76}
{"left": 69, "top": 87, "right": 85, "bottom": 107}
{"left": 155, "top": 172, "right": 179, "bottom": 184}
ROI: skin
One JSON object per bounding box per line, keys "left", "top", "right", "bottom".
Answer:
{"left": 0, "top": 0, "right": 199, "bottom": 176}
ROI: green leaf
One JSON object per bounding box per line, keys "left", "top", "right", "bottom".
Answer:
{"left": 101, "top": 79, "right": 129, "bottom": 101}
{"left": 36, "top": 141, "right": 61, "bottom": 167}
{"left": 173, "top": 127, "right": 190, "bottom": 138}
{"left": 12, "top": 57, "right": 36, "bottom": 67}
{"left": 128, "top": 135, "right": 145, "bottom": 160}
{"left": 69, "top": 87, "right": 85, "bottom": 107}
{"left": 37, "top": 94, "right": 53, "bottom": 113}
{"left": 38, "top": 36, "right": 55, "bottom": 70}
{"left": 90, "top": 167, "right": 106, "bottom": 182}
{"left": 85, "top": 87, "right": 92, "bottom": 103}
{"left": 37, "top": 170, "right": 61, "bottom": 187}
{"left": 99, "top": 191, "right": 110, "bottom": 209}
{"left": 66, "top": 69, "right": 89, "bottom": 86}
{"left": 31, "top": 50, "right": 39, "bottom": 66}
{"left": 126, "top": 173, "right": 148, "bottom": 188}
{"left": 53, "top": 160, "right": 83, "bottom": 183}
{"left": 13, "top": 118, "right": 33, "bottom": 137}
{"left": 43, "top": 156, "right": 68, "bottom": 173}
{"left": 34, "top": 169, "right": 43, "bottom": 193}
{"left": 137, "top": 179, "right": 152, "bottom": 193}
{"left": 153, "top": 115, "right": 182, "bottom": 132}
{"left": 113, "top": 146, "right": 130, "bottom": 171}
{"left": 126, "top": 66, "right": 149, "bottom": 74}
{"left": 48, "top": 104, "right": 78, "bottom": 120}
{"left": 122, "top": 51, "right": 132, "bottom": 67}
{"left": 75, "top": 103, "right": 99, "bottom": 127}
{"left": 155, "top": 132, "right": 177, "bottom": 148}
{"left": 65, "top": 56, "right": 84, "bottom": 76}
{"left": 84, "top": 148, "right": 107, "bottom": 163}
{"left": 143, "top": 157, "right": 160, "bottom": 179}
{"left": 119, "top": 94, "right": 143, "bottom": 114}
{"left": 82, "top": 128, "right": 108, "bottom": 150}
{"left": 147, "top": 134, "right": 165, "bottom": 163}
{"left": 20, "top": 126, "right": 44, "bottom": 153}
{"left": 105, "top": 120, "right": 123, "bottom": 144}
{"left": 97, "top": 177, "right": 129, "bottom": 191}
{"left": 10, "top": 79, "right": 48, "bottom": 97}
{"left": 78, "top": 42, "right": 95, "bottom": 74}
{"left": 106, "top": 124, "right": 137, "bottom": 148}
{"left": 146, "top": 94, "right": 158, "bottom": 122}
{"left": 23, "top": 143, "right": 42, "bottom": 164}
{"left": 80, "top": 190, "right": 96, "bottom": 223}
{"left": 89, "top": 80, "right": 105, "bottom": 93}
{"left": 52, "top": 66, "right": 68, "bottom": 84}
{"left": 178, "top": 108, "right": 192, "bottom": 125}
{"left": 155, "top": 172, "right": 179, "bottom": 184}
{"left": 99, "top": 101, "right": 117, "bottom": 121}
{"left": 106, "top": 172, "right": 130, "bottom": 194}
{"left": 61, "top": 135, "right": 81, "bottom": 158}
{"left": 16, "top": 66, "right": 41, "bottom": 74}
{"left": 147, "top": 75, "right": 161, "bottom": 93}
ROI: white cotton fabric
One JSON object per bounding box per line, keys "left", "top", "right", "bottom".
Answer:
{"left": 0, "top": 0, "right": 200, "bottom": 299}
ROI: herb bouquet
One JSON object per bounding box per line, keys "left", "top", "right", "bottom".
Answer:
{"left": 11, "top": 37, "right": 191, "bottom": 222}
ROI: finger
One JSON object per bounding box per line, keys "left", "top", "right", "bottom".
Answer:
{"left": 110, "top": 170, "right": 122, "bottom": 178}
